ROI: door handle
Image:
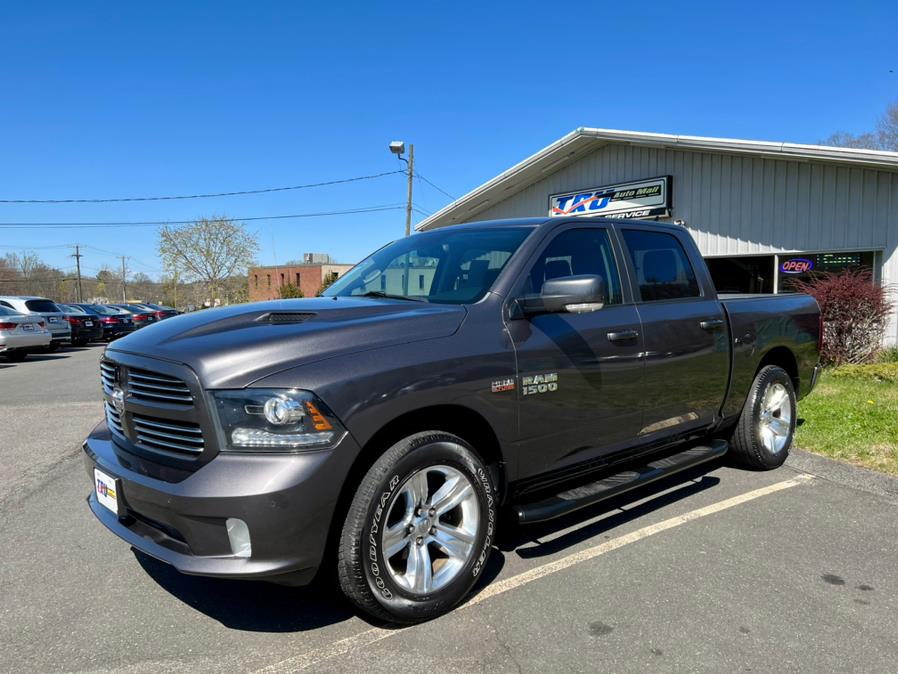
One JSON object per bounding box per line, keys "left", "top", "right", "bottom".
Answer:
{"left": 607, "top": 329, "right": 639, "bottom": 343}
{"left": 699, "top": 319, "right": 725, "bottom": 330}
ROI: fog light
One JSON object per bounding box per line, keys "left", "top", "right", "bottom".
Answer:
{"left": 226, "top": 518, "right": 252, "bottom": 558}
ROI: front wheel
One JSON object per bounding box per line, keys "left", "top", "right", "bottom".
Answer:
{"left": 729, "top": 365, "right": 796, "bottom": 470}
{"left": 337, "top": 432, "right": 497, "bottom": 624}
{"left": 3, "top": 350, "right": 27, "bottom": 362}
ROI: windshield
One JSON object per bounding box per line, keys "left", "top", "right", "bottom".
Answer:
{"left": 63, "top": 305, "right": 88, "bottom": 314}
{"left": 0, "top": 306, "right": 19, "bottom": 316}
{"left": 324, "top": 227, "right": 532, "bottom": 304}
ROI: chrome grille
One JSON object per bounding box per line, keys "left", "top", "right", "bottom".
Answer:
{"left": 100, "top": 362, "right": 117, "bottom": 394}
{"left": 128, "top": 368, "right": 193, "bottom": 405}
{"left": 104, "top": 401, "right": 124, "bottom": 437}
{"left": 132, "top": 414, "right": 204, "bottom": 454}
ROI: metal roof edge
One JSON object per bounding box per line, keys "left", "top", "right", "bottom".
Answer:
{"left": 415, "top": 128, "right": 898, "bottom": 231}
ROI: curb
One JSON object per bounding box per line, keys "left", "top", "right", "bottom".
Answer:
{"left": 786, "top": 449, "right": 898, "bottom": 504}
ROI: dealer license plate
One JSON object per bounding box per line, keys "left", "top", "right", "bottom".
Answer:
{"left": 85, "top": 321, "right": 93, "bottom": 327}
{"left": 94, "top": 468, "right": 120, "bottom": 514}
{"left": 22, "top": 323, "right": 34, "bottom": 331}
{"left": 48, "top": 316, "right": 59, "bottom": 323}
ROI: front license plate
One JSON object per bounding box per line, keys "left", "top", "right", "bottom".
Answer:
{"left": 94, "top": 468, "right": 120, "bottom": 514}
{"left": 84, "top": 321, "right": 93, "bottom": 327}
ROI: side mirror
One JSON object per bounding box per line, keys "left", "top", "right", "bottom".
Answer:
{"left": 514, "top": 275, "right": 607, "bottom": 318}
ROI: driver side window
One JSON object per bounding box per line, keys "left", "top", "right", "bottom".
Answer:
{"left": 527, "top": 228, "right": 623, "bottom": 304}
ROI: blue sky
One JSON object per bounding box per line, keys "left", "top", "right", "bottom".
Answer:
{"left": 1, "top": 1, "right": 896, "bottom": 278}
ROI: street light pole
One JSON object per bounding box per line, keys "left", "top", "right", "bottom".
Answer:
{"left": 390, "top": 140, "right": 415, "bottom": 237}
{"left": 404, "top": 144, "right": 414, "bottom": 237}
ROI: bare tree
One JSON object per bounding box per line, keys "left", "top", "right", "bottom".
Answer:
{"left": 877, "top": 101, "right": 898, "bottom": 150}
{"left": 822, "top": 100, "right": 898, "bottom": 151}
{"left": 159, "top": 216, "right": 259, "bottom": 306}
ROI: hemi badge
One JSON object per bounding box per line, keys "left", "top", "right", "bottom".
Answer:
{"left": 491, "top": 379, "right": 515, "bottom": 393}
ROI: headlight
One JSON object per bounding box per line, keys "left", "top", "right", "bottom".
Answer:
{"left": 211, "top": 389, "right": 345, "bottom": 452}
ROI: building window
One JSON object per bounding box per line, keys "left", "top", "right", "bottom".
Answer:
{"left": 418, "top": 274, "right": 425, "bottom": 289}
{"left": 706, "top": 256, "right": 775, "bottom": 294}
{"left": 280, "top": 273, "right": 285, "bottom": 286}
{"left": 778, "top": 251, "right": 876, "bottom": 293}
{"left": 296, "top": 273, "right": 301, "bottom": 285}
{"left": 254, "top": 274, "right": 259, "bottom": 288}
{"left": 267, "top": 274, "right": 271, "bottom": 288}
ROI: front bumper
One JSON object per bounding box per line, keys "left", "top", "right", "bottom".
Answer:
{"left": 83, "top": 421, "right": 359, "bottom": 583}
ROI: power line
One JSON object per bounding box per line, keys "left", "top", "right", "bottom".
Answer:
{"left": 415, "top": 172, "right": 456, "bottom": 200}
{"left": 0, "top": 204, "right": 405, "bottom": 229}
{"left": 0, "top": 170, "right": 406, "bottom": 204}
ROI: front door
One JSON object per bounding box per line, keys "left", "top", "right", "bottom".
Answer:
{"left": 506, "top": 225, "right": 646, "bottom": 481}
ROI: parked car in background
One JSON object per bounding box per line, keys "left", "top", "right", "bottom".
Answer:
{"left": 132, "top": 303, "right": 180, "bottom": 320}
{"left": 72, "top": 304, "right": 136, "bottom": 341}
{"left": 0, "top": 305, "right": 51, "bottom": 361}
{"left": 0, "top": 296, "right": 70, "bottom": 350}
{"left": 59, "top": 304, "right": 104, "bottom": 346}
{"left": 108, "top": 304, "right": 158, "bottom": 329}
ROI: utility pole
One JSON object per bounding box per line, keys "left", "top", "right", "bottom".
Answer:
{"left": 72, "top": 245, "right": 84, "bottom": 303}
{"left": 405, "top": 143, "right": 414, "bottom": 237}
{"left": 120, "top": 256, "right": 127, "bottom": 302}
{"left": 389, "top": 141, "right": 415, "bottom": 237}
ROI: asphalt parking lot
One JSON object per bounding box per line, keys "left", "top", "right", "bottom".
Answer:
{"left": 2, "top": 346, "right": 898, "bottom": 673}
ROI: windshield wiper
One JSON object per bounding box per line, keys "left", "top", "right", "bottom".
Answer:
{"left": 358, "top": 291, "right": 428, "bottom": 302}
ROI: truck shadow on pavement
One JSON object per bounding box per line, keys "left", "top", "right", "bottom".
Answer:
{"left": 134, "top": 551, "right": 355, "bottom": 632}
{"left": 133, "top": 462, "right": 722, "bottom": 632}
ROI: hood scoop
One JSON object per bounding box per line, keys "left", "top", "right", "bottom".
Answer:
{"left": 257, "top": 311, "right": 316, "bottom": 324}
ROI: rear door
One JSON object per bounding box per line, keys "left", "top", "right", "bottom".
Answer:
{"left": 507, "top": 224, "right": 645, "bottom": 479}
{"left": 617, "top": 225, "right": 729, "bottom": 438}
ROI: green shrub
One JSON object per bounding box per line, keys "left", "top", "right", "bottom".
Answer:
{"left": 877, "top": 346, "right": 898, "bottom": 364}
{"left": 830, "top": 362, "right": 898, "bottom": 383}
{"left": 278, "top": 282, "right": 303, "bottom": 299}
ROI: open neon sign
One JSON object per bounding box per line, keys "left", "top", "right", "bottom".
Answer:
{"left": 780, "top": 258, "right": 814, "bottom": 274}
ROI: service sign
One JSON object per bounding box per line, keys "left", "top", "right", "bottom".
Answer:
{"left": 549, "top": 176, "right": 672, "bottom": 219}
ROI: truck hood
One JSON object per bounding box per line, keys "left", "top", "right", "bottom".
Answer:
{"left": 107, "top": 297, "right": 466, "bottom": 388}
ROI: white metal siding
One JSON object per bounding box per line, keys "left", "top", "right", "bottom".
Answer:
{"left": 471, "top": 145, "right": 898, "bottom": 344}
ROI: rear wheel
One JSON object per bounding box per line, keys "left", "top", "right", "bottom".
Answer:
{"left": 3, "top": 350, "right": 27, "bottom": 362}
{"left": 730, "top": 365, "right": 796, "bottom": 470}
{"left": 45, "top": 342, "right": 60, "bottom": 352}
{"left": 337, "top": 432, "right": 496, "bottom": 624}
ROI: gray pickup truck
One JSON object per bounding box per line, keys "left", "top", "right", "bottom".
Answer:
{"left": 83, "top": 217, "right": 821, "bottom": 623}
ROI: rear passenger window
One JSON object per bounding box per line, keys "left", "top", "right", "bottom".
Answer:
{"left": 622, "top": 230, "right": 700, "bottom": 301}
{"left": 527, "top": 228, "right": 622, "bottom": 304}
{"left": 24, "top": 299, "right": 61, "bottom": 312}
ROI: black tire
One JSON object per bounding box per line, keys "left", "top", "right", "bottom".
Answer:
{"left": 729, "top": 365, "right": 797, "bottom": 470}
{"left": 72, "top": 338, "right": 88, "bottom": 347}
{"left": 45, "top": 342, "right": 60, "bottom": 352}
{"left": 337, "top": 432, "right": 497, "bottom": 624}
{"left": 4, "top": 350, "right": 27, "bottom": 362}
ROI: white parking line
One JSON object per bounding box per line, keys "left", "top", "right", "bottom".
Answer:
{"left": 253, "top": 473, "right": 814, "bottom": 673}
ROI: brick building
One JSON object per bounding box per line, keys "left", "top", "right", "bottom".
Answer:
{"left": 248, "top": 256, "right": 354, "bottom": 302}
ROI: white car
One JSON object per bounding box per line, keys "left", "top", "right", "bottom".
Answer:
{"left": 0, "top": 296, "right": 71, "bottom": 350}
{"left": 0, "top": 305, "right": 51, "bottom": 361}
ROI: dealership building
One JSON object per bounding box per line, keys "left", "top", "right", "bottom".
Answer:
{"left": 417, "top": 128, "right": 898, "bottom": 344}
